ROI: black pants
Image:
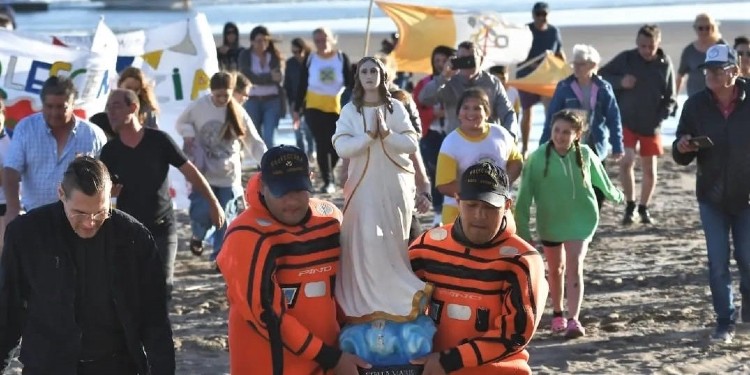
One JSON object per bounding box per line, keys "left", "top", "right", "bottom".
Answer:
{"left": 305, "top": 108, "right": 340, "bottom": 185}
{"left": 420, "top": 130, "right": 446, "bottom": 213}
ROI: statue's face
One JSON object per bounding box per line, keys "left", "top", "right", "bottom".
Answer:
{"left": 358, "top": 60, "right": 381, "bottom": 91}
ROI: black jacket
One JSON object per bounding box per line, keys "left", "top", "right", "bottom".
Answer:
{"left": 0, "top": 202, "right": 175, "bottom": 375}
{"left": 600, "top": 48, "right": 676, "bottom": 136}
{"left": 672, "top": 78, "right": 750, "bottom": 213}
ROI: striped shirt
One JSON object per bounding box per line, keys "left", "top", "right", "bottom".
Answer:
{"left": 4, "top": 113, "right": 107, "bottom": 210}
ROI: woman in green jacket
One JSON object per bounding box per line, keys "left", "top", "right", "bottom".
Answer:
{"left": 515, "top": 109, "right": 623, "bottom": 339}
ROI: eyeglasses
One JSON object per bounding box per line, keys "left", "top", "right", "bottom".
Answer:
{"left": 737, "top": 51, "right": 750, "bottom": 57}
{"left": 694, "top": 25, "right": 712, "bottom": 31}
{"left": 68, "top": 208, "right": 111, "bottom": 223}
{"left": 703, "top": 66, "right": 732, "bottom": 76}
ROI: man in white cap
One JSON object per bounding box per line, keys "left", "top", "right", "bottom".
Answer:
{"left": 673, "top": 44, "right": 750, "bottom": 344}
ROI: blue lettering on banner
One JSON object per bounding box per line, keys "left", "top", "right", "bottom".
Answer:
{"left": 25, "top": 60, "right": 52, "bottom": 94}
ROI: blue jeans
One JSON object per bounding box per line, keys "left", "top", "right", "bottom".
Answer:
{"left": 295, "top": 118, "right": 315, "bottom": 156}
{"left": 189, "top": 185, "right": 243, "bottom": 261}
{"left": 244, "top": 95, "right": 282, "bottom": 148}
{"left": 420, "top": 129, "right": 445, "bottom": 213}
{"left": 699, "top": 201, "right": 750, "bottom": 326}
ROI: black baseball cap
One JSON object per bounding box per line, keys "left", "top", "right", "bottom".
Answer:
{"left": 532, "top": 2, "right": 549, "bottom": 13}
{"left": 458, "top": 162, "right": 510, "bottom": 208}
{"left": 260, "top": 145, "right": 313, "bottom": 197}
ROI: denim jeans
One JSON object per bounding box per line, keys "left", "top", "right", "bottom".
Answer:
{"left": 295, "top": 118, "right": 315, "bottom": 157}
{"left": 419, "top": 129, "right": 445, "bottom": 213}
{"left": 698, "top": 201, "right": 750, "bottom": 326}
{"left": 189, "top": 185, "right": 243, "bottom": 261}
{"left": 244, "top": 95, "right": 282, "bottom": 148}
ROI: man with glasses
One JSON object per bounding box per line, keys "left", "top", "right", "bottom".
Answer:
{"left": 516, "top": 1, "right": 565, "bottom": 158}
{"left": 3, "top": 76, "right": 107, "bottom": 224}
{"left": 0, "top": 156, "right": 175, "bottom": 374}
{"left": 673, "top": 44, "right": 750, "bottom": 344}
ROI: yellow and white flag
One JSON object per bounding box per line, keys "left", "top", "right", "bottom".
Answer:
{"left": 376, "top": 1, "right": 533, "bottom": 74}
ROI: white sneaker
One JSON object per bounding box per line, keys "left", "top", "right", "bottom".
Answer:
{"left": 431, "top": 213, "right": 442, "bottom": 228}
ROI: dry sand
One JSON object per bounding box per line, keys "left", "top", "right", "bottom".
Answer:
{"left": 6, "top": 19, "right": 750, "bottom": 375}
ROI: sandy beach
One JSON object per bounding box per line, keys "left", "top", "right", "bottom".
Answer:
{"left": 5, "top": 18, "right": 750, "bottom": 375}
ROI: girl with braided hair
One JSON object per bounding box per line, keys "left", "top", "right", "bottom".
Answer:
{"left": 515, "top": 109, "right": 623, "bottom": 339}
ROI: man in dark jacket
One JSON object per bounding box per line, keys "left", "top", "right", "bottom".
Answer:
{"left": 673, "top": 44, "right": 750, "bottom": 344}
{"left": 600, "top": 24, "right": 676, "bottom": 225}
{"left": 0, "top": 157, "right": 175, "bottom": 374}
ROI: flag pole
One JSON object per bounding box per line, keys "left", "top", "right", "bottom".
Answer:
{"left": 363, "top": 0, "right": 375, "bottom": 56}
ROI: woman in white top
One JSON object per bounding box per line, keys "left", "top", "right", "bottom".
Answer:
{"left": 332, "top": 57, "right": 431, "bottom": 323}
{"left": 238, "top": 26, "right": 284, "bottom": 148}
{"left": 293, "top": 27, "right": 353, "bottom": 194}
{"left": 176, "top": 72, "right": 266, "bottom": 260}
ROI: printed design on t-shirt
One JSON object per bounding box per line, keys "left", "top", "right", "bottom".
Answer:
{"left": 197, "top": 119, "right": 234, "bottom": 159}
{"left": 318, "top": 67, "right": 336, "bottom": 84}
{"left": 472, "top": 154, "right": 502, "bottom": 168}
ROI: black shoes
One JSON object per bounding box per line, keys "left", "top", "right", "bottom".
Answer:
{"left": 638, "top": 205, "right": 656, "bottom": 225}
{"left": 622, "top": 201, "right": 636, "bottom": 225}
{"left": 623, "top": 202, "right": 656, "bottom": 225}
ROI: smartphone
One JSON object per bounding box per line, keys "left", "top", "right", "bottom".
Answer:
{"left": 689, "top": 136, "right": 714, "bottom": 149}
{"left": 451, "top": 56, "right": 476, "bottom": 70}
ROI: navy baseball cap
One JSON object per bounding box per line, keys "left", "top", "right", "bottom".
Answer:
{"left": 700, "top": 44, "right": 738, "bottom": 69}
{"left": 458, "top": 162, "right": 510, "bottom": 208}
{"left": 260, "top": 145, "right": 313, "bottom": 197}
{"left": 532, "top": 2, "right": 549, "bottom": 13}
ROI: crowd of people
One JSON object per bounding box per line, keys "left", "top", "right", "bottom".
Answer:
{"left": 0, "top": 1, "right": 749, "bottom": 373}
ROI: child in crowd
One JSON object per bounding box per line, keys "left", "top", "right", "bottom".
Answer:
{"left": 435, "top": 88, "right": 523, "bottom": 225}
{"left": 515, "top": 109, "right": 623, "bottom": 339}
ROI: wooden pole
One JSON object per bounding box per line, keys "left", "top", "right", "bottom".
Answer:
{"left": 363, "top": 0, "right": 375, "bottom": 56}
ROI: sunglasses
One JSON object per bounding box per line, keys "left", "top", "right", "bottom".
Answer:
{"left": 737, "top": 51, "right": 750, "bottom": 57}
{"left": 694, "top": 25, "right": 712, "bottom": 31}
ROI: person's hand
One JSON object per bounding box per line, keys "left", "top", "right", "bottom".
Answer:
{"left": 183, "top": 137, "right": 195, "bottom": 155}
{"left": 441, "top": 59, "right": 457, "bottom": 81}
{"left": 411, "top": 353, "right": 447, "bottom": 375}
{"left": 415, "top": 192, "right": 432, "bottom": 214}
{"left": 333, "top": 352, "right": 371, "bottom": 375}
{"left": 292, "top": 112, "right": 301, "bottom": 130}
{"left": 621, "top": 74, "right": 637, "bottom": 89}
{"left": 377, "top": 109, "right": 390, "bottom": 138}
{"left": 209, "top": 199, "right": 227, "bottom": 229}
{"left": 271, "top": 69, "right": 282, "bottom": 83}
{"left": 610, "top": 152, "right": 623, "bottom": 162}
{"left": 676, "top": 134, "right": 699, "bottom": 154}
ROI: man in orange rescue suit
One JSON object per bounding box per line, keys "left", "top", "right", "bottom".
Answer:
{"left": 409, "top": 161, "right": 548, "bottom": 375}
{"left": 217, "top": 145, "right": 369, "bottom": 375}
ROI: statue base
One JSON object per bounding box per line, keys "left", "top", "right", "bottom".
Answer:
{"left": 359, "top": 364, "right": 424, "bottom": 375}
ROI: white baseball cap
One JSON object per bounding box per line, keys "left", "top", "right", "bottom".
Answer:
{"left": 700, "top": 44, "right": 738, "bottom": 69}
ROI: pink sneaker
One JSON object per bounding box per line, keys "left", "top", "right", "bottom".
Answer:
{"left": 565, "top": 319, "right": 586, "bottom": 339}
{"left": 550, "top": 316, "right": 566, "bottom": 333}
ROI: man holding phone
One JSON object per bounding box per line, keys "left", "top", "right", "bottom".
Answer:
{"left": 418, "top": 40, "right": 518, "bottom": 136}
{"left": 673, "top": 44, "right": 750, "bottom": 344}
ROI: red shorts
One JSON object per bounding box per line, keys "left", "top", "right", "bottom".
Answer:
{"left": 622, "top": 127, "right": 663, "bottom": 156}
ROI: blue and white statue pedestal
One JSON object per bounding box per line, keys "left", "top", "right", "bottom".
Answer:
{"left": 340, "top": 315, "right": 435, "bottom": 375}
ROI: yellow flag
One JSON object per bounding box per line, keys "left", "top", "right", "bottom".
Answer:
{"left": 508, "top": 52, "right": 572, "bottom": 97}
{"left": 142, "top": 50, "right": 164, "bottom": 69}
{"left": 376, "top": 1, "right": 532, "bottom": 74}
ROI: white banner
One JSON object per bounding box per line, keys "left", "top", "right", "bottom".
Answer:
{"left": 0, "top": 20, "right": 117, "bottom": 128}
